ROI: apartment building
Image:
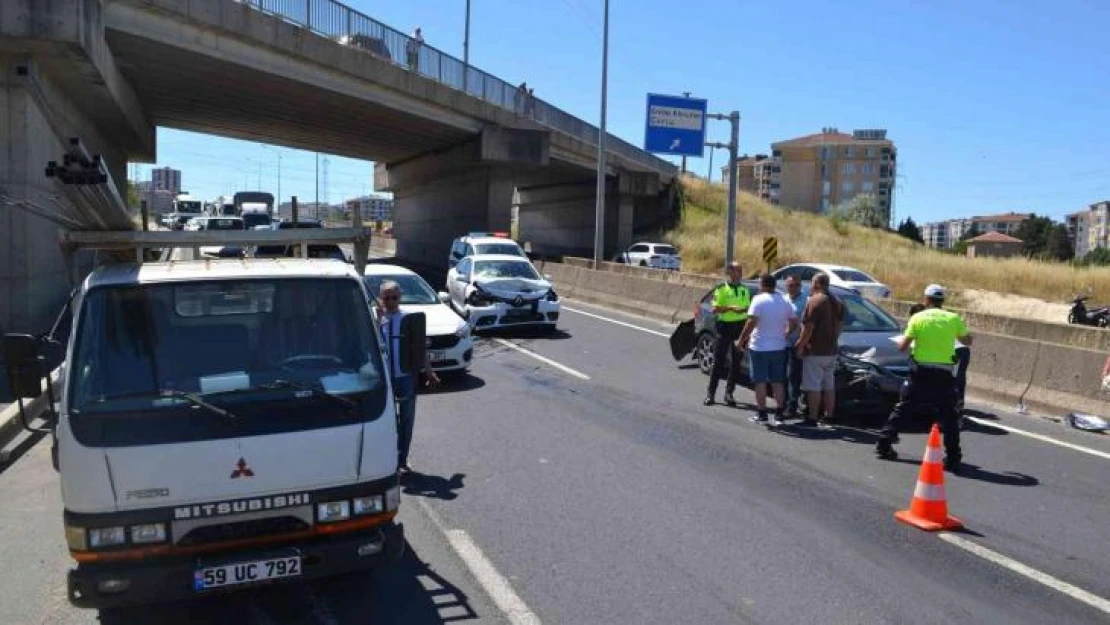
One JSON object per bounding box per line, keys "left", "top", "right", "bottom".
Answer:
{"left": 151, "top": 167, "right": 181, "bottom": 194}
{"left": 920, "top": 213, "right": 1033, "bottom": 249}
{"left": 1066, "top": 211, "right": 1090, "bottom": 258}
{"left": 722, "top": 154, "right": 776, "bottom": 200}
{"left": 920, "top": 222, "right": 949, "bottom": 249}
{"left": 769, "top": 128, "right": 897, "bottom": 222}
{"left": 1086, "top": 201, "right": 1110, "bottom": 254}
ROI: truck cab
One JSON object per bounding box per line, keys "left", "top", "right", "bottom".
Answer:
{"left": 2, "top": 227, "right": 415, "bottom": 609}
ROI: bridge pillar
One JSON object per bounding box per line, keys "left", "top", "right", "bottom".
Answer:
{"left": 375, "top": 127, "right": 548, "bottom": 267}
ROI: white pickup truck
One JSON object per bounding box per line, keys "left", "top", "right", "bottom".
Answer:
{"left": 2, "top": 226, "right": 422, "bottom": 609}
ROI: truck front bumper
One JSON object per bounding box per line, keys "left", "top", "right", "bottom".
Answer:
{"left": 67, "top": 522, "right": 404, "bottom": 609}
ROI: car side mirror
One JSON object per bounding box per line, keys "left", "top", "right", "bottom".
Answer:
{"left": 397, "top": 312, "right": 427, "bottom": 376}
{"left": 2, "top": 334, "right": 46, "bottom": 400}
{"left": 437, "top": 292, "right": 450, "bottom": 304}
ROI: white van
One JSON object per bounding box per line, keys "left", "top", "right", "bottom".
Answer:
{"left": 2, "top": 227, "right": 419, "bottom": 609}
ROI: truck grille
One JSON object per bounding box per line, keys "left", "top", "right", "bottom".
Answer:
{"left": 177, "top": 516, "right": 309, "bottom": 546}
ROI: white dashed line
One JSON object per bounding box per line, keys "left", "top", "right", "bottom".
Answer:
{"left": 562, "top": 306, "right": 671, "bottom": 338}
{"left": 492, "top": 339, "right": 590, "bottom": 380}
{"left": 939, "top": 533, "right": 1110, "bottom": 616}
{"left": 964, "top": 417, "right": 1110, "bottom": 461}
{"left": 414, "top": 498, "right": 542, "bottom": 625}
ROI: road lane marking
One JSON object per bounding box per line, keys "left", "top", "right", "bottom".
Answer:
{"left": 562, "top": 305, "right": 671, "bottom": 338}
{"left": 939, "top": 533, "right": 1110, "bottom": 616}
{"left": 964, "top": 417, "right": 1110, "bottom": 461}
{"left": 414, "top": 498, "right": 542, "bottom": 625}
{"left": 492, "top": 339, "right": 590, "bottom": 380}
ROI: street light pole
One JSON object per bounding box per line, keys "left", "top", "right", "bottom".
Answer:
{"left": 463, "top": 0, "right": 472, "bottom": 90}
{"left": 707, "top": 110, "right": 741, "bottom": 268}
{"left": 593, "top": 0, "right": 609, "bottom": 265}
{"left": 315, "top": 152, "right": 320, "bottom": 220}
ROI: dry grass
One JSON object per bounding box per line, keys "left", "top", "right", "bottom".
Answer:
{"left": 666, "top": 176, "right": 1110, "bottom": 305}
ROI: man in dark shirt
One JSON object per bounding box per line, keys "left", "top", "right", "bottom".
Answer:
{"left": 794, "top": 272, "right": 844, "bottom": 429}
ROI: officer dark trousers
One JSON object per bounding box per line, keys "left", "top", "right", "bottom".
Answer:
{"left": 878, "top": 366, "right": 961, "bottom": 460}
{"left": 707, "top": 320, "right": 745, "bottom": 397}
{"left": 954, "top": 346, "right": 971, "bottom": 404}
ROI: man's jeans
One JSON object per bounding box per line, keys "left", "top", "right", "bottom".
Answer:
{"left": 394, "top": 375, "right": 417, "bottom": 468}
{"left": 784, "top": 347, "right": 804, "bottom": 412}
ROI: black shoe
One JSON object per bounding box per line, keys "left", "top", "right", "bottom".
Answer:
{"left": 801, "top": 418, "right": 818, "bottom": 428}
{"left": 943, "top": 456, "right": 962, "bottom": 473}
{"left": 399, "top": 464, "right": 412, "bottom": 475}
{"left": 750, "top": 410, "right": 768, "bottom": 423}
{"left": 724, "top": 393, "right": 737, "bottom": 407}
{"left": 875, "top": 442, "right": 898, "bottom": 460}
{"left": 704, "top": 395, "right": 715, "bottom": 406}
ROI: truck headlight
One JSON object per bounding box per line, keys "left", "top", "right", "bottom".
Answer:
{"left": 65, "top": 525, "right": 89, "bottom": 551}
{"left": 88, "top": 526, "right": 127, "bottom": 549}
{"left": 385, "top": 485, "right": 401, "bottom": 511}
{"left": 352, "top": 495, "right": 385, "bottom": 516}
{"left": 130, "top": 523, "right": 168, "bottom": 544}
{"left": 317, "top": 500, "right": 351, "bottom": 523}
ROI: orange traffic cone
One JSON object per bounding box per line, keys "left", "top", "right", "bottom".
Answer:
{"left": 895, "top": 423, "right": 963, "bottom": 532}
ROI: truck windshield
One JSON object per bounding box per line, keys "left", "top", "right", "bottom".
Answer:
{"left": 67, "top": 278, "right": 387, "bottom": 447}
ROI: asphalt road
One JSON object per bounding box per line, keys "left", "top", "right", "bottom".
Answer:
{"left": 2, "top": 295, "right": 1109, "bottom": 623}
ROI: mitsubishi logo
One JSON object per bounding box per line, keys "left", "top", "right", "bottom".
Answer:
{"left": 230, "top": 458, "right": 255, "bottom": 479}
{"left": 513, "top": 296, "right": 524, "bottom": 307}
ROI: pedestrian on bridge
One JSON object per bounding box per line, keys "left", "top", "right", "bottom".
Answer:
{"left": 406, "top": 27, "right": 424, "bottom": 71}
{"left": 876, "top": 284, "right": 972, "bottom": 472}
{"left": 704, "top": 262, "right": 750, "bottom": 407}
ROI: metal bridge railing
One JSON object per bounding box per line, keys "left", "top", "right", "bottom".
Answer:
{"left": 241, "top": 0, "right": 676, "bottom": 174}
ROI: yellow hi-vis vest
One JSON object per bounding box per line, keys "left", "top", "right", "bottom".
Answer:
{"left": 713, "top": 283, "right": 750, "bottom": 323}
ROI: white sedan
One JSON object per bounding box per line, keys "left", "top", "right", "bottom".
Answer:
{"left": 613, "top": 242, "right": 681, "bottom": 270}
{"left": 445, "top": 254, "right": 560, "bottom": 332}
{"left": 364, "top": 264, "right": 474, "bottom": 373}
{"left": 772, "top": 263, "right": 892, "bottom": 299}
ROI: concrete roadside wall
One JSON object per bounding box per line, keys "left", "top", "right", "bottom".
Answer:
{"left": 540, "top": 260, "right": 1109, "bottom": 418}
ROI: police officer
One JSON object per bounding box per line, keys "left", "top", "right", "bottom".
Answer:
{"left": 705, "top": 262, "right": 751, "bottom": 406}
{"left": 876, "top": 284, "right": 972, "bottom": 472}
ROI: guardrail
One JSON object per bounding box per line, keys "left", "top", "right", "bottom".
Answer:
{"left": 240, "top": 0, "right": 676, "bottom": 175}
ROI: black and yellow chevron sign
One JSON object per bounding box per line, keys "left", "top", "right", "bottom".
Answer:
{"left": 762, "top": 237, "right": 778, "bottom": 265}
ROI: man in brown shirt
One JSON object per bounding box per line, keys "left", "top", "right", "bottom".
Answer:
{"left": 794, "top": 272, "right": 844, "bottom": 429}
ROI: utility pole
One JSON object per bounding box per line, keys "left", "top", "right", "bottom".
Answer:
{"left": 463, "top": 0, "right": 471, "bottom": 91}
{"left": 707, "top": 146, "right": 715, "bottom": 184}
{"left": 680, "top": 91, "right": 691, "bottom": 175}
{"left": 315, "top": 152, "right": 320, "bottom": 221}
{"left": 593, "top": 0, "right": 609, "bottom": 264}
{"left": 707, "top": 111, "right": 741, "bottom": 268}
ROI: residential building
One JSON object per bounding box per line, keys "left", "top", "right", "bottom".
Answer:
{"left": 968, "top": 212, "right": 1031, "bottom": 237}
{"left": 919, "top": 213, "right": 1033, "bottom": 250}
{"left": 150, "top": 167, "right": 181, "bottom": 194}
{"left": 344, "top": 195, "right": 394, "bottom": 221}
{"left": 134, "top": 180, "right": 174, "bottom": 215}
{"left": 768, "top": 128, "right": 896, "bottom": 223}
{"left": 1066, "top": 210, "right": 1090, "bottom": 258}
{"left": 966, "top": 232, "right": 1023, "bottom": 258}
{"left": 920, "top": 222, "right": 949, "bottom": 249}
{"left": 1088, "top": 201, "right": 1110, "bottom": 254}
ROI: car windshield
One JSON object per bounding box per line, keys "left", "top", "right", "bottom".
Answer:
{"left": 654, "top": 245, "right": 678, "bottom": 256}
{"left": 364, "top": 274, "right": 439, "bottom": 305}
{"left": 832, "top": 269, "right": 875, "bottom": 283}
{"left": 837, "top": 292, "right": 900, "bottom": 332}
{"left": 67, "top": 278, "right": 386, "bottom": 447}
{"left": 474, "top": 243, "right": 525, "bottom": 257}
{"left": 176, "top": 201, "right": 203, "bottom": 213}
{"left": 473, "top": 260, "right": 541, "bottom": 280}
{"left": 206, "top": 218, "right": 244, "bottom": 230}
{"left": 241, "top": 213, "right": 272, "bottom": 229}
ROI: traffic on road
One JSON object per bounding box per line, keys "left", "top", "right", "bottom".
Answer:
{"left": 2, "top": 225, "right": 1110, "bottom": 625}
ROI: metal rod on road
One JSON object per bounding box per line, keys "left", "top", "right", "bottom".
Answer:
{"left": 593, "top": 0, "right": 609, "bottom": 265}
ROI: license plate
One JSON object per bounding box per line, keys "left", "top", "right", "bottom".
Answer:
{"left": 194, "top": 556, "right": 301, "bottom": 591}
{"left": 428, "top": 350, "right": 446, "bottom": 362}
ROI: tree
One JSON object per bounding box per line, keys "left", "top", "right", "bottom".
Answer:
{"left": 125, "top": 180, "right": 141, "bottom": 209}
{"left": 952, "top": 222, "right": 980, "bottom": 256}
{"left": 1044, "top": 224, "right": 1073, "bottom": 261}
{"left": 1012, "top": 215, "right": 1054, "bottom": 258}
{"left": 832, "top": 193, "right": 886, "bottom": 229}
{"left": 896, "top": 217, "right": 924, "bottom": 244}
{"left": 1082, "top": 247, "right": 1110, "bottom": 266}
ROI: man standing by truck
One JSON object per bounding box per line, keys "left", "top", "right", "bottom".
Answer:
{"left": 378, "top": 280, "right": 439, "bottom": 473}
{"left": 704, "top": 262, "right": 750, "bottom": 407}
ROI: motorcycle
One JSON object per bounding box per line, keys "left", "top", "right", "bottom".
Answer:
{"left": 1067, "top": 295, "right": 1109, "bottom": 328}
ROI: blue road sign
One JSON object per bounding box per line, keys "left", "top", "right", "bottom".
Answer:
{"left": 644, "top": 93, "right": 707, "bottom": 157}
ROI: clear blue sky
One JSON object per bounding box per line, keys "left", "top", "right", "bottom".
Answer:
{"left": 133, "top": 0, "right": 1110, "bottom": 223}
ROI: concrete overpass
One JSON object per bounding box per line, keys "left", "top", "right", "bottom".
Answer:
{"left": 0, "top": 0, "right": 677, "bottom": 332}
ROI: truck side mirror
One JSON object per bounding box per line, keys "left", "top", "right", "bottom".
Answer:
{"left": 398, "top": 312, "right": 427, "bottom": 376}
{"left": 2, "top": 334, "right": 45, "bottom": 400}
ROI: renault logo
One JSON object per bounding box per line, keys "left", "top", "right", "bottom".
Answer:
{"left": 230, "top": 458, "right": 255, "bottom": 479}
{"left": 513, "top": 296, "right": 524, "bottom": 306}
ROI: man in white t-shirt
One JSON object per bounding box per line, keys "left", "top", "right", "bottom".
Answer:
{"left": 736, "top": 273, "right": 798, "bottom": 426}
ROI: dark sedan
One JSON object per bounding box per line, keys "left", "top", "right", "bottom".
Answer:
{"left": 683, "top": 282, "right": 909, "bottom": 420}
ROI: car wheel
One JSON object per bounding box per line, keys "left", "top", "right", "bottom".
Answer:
{"left": 639, "top": 260, "right": 649, "bottom": 267}
{"left": 696, "top": 332, "right": 715, "bottom": 375}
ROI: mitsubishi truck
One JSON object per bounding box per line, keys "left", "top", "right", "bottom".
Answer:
{"left": 1, "top": 225, "right": 423, "bottom": 609}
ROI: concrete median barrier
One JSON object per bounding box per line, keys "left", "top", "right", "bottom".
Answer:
{"left": 542, "top": 260, "right": 1109, "bottom": 418}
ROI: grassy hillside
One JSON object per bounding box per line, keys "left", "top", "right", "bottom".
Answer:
{"left": 666, "top": 176, "right": 1110, "bottom": 305}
